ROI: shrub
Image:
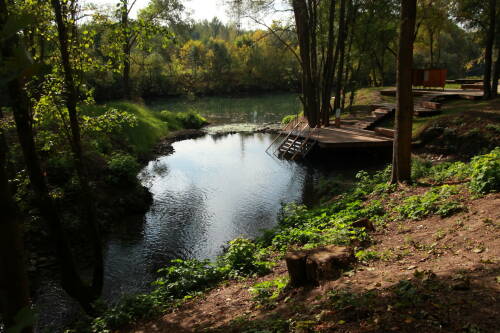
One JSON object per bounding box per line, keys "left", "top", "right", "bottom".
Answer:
{"left": 469, "top": 147, "right": 500, "bottom": 194}
{"left": 106, "top": 152, "right": 141, "bottom": 184}
{"left": 396, "top": 185, "right": 464, "bottom": 220}
{"left": 177, "top": 111, "right": 207, "bottom": 129}
{"left": 153, "top": 259, "right": 224, "bottom": 300}
{"left": 281, "top": 114, "right": 297, "bottom": 124}
{"left": 159, "top": 110, "right": 207, "bottom": 130}
{"left": 220, "top": 238, "right": 272, "bottom": 277}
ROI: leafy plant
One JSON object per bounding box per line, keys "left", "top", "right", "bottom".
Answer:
{"left": 220, "top": 238, "right": 272, "bottom": 277}
{"left": 249, "top": 276, "right": 289, "bottom": 307}
{"left": 153, "top": 259, "right": 224, "bottom": 300}
{"left": 396, "top": 185, "right": 464, "bottom": 220}
{"left": 106, "top": 152, "right": 140, "bottom": 184}
{"left": 469, "top": 147, "right": 500, "bottom": 194}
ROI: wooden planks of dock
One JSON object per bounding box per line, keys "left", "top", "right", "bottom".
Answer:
{"left": 288, "top": 126, "right": 393, "bottom": 149}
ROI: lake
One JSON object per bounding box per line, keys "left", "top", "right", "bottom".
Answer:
{"left": 147, "top": 93, "right": 302, "bottom": 124}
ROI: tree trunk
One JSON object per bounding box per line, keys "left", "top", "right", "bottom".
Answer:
{"left": 0, "top": 109, "right": 31, "bottom": 332}
{"left": 293, "top": 0, "right": 320, "bottom": 127}
{"left": 492, "top": 8, "right": 500, "bottom": 98}
{"left": 429, "top": 29, "right": 434, "bottom": 67}
{"left": 493, "top": 46, "right": 500, "bottom": 97}
{"left": 320, "top": 0, "right": 337, "bottom": 126}
{"left": 483, "top": 0, "right": 496, "bottom": 99}
{"left": 122, "top": 0, "right": 131, "bottom": 99}
{"left": 0, "top": 0, "right": 99, "bottom": 315}
{"left": 391, "top": 0, "right": 417, "bottom": 184}
{"left": 333, "top": 0, "right": 348, "bottom": 113}
{"left": 51, "top": 0, "right": 104, "bottom": 298}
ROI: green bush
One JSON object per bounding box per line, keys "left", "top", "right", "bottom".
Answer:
{"left": 153, "top": 259, "right": 224, "bottom": 300}
{"left": 91, "top": 294, "right": 163, "bottom": 332}
{"left": 469, "top": 147, "right": 500, "bottom": 194}
{"left": 177, "top": 111, "right": 207, "bottom": 129}
{"left": 281, "top": 114, "right": 298, "bottom": 124}
{"left": 159, "top": 110, "right": 207, "bottom": 130}
{"left": 220, "top": 238, "right": 272, "bottom": 277}
{"left": 106, "top": 152, "right": 140, "bottom": 184}
{"left": 396, "top": 185, "right": 464, "bottom": 220}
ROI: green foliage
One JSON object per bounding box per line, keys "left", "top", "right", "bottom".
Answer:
{"left": 396, "top": 185, "right": 465, "bottom": 220}
{"left": 81, "top": 102, "right": 168, "bottom": 154}
{"left": 159, "top": 110, "right": 207, "bottom": 130}
{"left": 106, "top": 152, "right": 140, "bottom": 184}
{"left": 281, "top": 112, "right": 305, "bottom": 125}
{"left": 176, "top": 111, "right": 207, "bottom": 129}
{"left": 249, "top": 276, "right": 289, "bottom": 307}
{"left": 263, "top": 193, "right": 384, "bottom": 252}
{"left": 355, "top": 250, "right": 380, "bottom": 262}
{"left": 90, "top": 294, "right": 163, "bottom": 332}
{"left": 469, "top": 147, "right": 500, "bottom": 194}
{"left": 354, "top": 165, "right": 392, "bottom": 196}
{"left": 220, "top": 238, "right": 272, "bottom": 277}
{"left": 154, "top": 259, "right": 224, "bottom": 300}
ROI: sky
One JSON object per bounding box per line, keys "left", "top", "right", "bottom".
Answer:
{"left": 86, "top": 0, "right": 231, "bottom": 22}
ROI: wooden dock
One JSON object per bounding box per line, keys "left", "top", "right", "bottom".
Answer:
{"left": 290, "top": 126, "right": 392, "bottom": 149}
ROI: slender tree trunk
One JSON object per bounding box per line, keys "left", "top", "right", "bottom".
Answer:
{"left": 51, "top": 0, "right": 104, "bottom": 297}
{"left": 492, "top": 9, "right": 500, "bottom": 98}
{"left": 333, "top": 0, "right": 349, "bottom": 113}
{"left": 122, "top": 0, "right": 131, "bottom": 99}
{"left": 493, "top": 46, "right": 500, "bottom": 97}
{"left": 391, "top": 0, "right": 417, "bottom": 184}
{"left": 429, "top": 29, "right": 434, "bottom": 67}
{"left": 294, "top": 0, "right": 319, "bottom": 127}
{"left": 320, "top": 0, "right": 337, "bottom": 126}
{"left": 483, "top": 0, "right": 496, "bottom": 99}
{"left": 0, "top": 109, "right": 31, "bottom": 332}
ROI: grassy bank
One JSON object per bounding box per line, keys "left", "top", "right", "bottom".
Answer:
{"left": 82, "top": 101, "right": 207, "bottom": 155}
{"left": 67, "top": 147, "right": 500, "bottom": 333}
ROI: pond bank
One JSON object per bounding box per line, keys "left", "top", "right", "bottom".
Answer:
{"left": 123, "top": 149, "right": 500, "bottom": 333}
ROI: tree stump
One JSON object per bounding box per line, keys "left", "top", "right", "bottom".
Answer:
{"left": 284, "top": 251, "right": 308, "bottom": 287}
{"left": 285, "top": 245, "right": 355, "bottom": 287}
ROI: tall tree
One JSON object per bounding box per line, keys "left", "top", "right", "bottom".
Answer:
{"left": 0, "top": 108, "right": 31, "bottom": 332}
{"left": 0, "top": 5, "right": 31, "bottom": 330}
{"left": 332, "top": 0, "right": 349, "bottom": 117}
{"left": 391, "top": 0, "right": 417, "bottom": 184}
{"left": 483, "top": 0, "right": 497, "bottom": 98}
{"left": 293, "top": 0, "right": 339, "bottom": 127}
{"left": 0, "top": 0, "right": 100, "bottom": 315}
{"left": 491, "top": 3, "right": 500, "bottom": 97}
{"left": 51, "top": 0, "right": 104, "bottom": 298}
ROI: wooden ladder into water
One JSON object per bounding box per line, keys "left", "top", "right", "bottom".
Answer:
{"left": 266, "top": 116, "right": 318, "bottom": 160}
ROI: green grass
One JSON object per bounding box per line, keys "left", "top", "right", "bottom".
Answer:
{"left": 82, "top": 101, "right": 169, "bottom": 154}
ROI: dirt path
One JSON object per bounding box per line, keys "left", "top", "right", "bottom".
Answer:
{"left": 127, "top": 193, "right": 499, "bottom": 333}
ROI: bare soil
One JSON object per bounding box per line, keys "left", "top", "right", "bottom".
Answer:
{"left": 126, "top": 190, "right": 500, "bottom": 333}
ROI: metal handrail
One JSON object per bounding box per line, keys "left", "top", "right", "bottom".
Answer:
{"left": 280, "top": 122, "right": 309, "bottom": 157}
{"left": 290, "top": 125, "right": 318, "bottom": 160}
{"left": 265, "top": 116, "right": 305, "bottom": 154}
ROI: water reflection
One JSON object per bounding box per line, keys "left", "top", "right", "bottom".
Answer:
{"left": 147, "top": 93, "right": 302, "bottom": 124}
{"left": 101, "top": 133, "right": 316, "bottom": 299}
